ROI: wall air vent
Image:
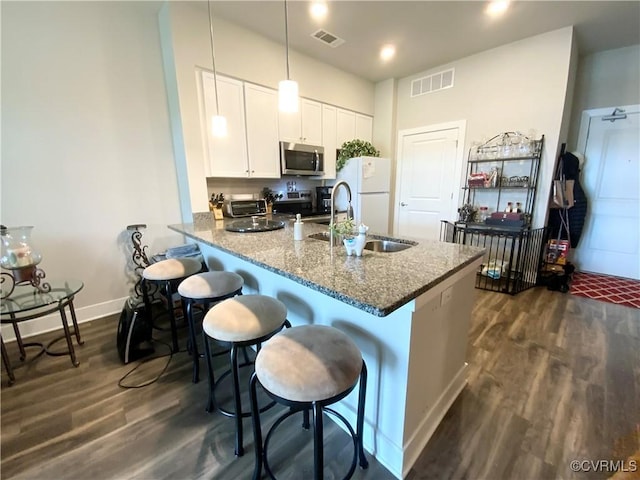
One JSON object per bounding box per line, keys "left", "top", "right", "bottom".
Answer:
{"left": 410, "top": 68, "right": 455, "bottom": 97}
{"left": 311, "top": 29, "right": 345, "bottom": 48}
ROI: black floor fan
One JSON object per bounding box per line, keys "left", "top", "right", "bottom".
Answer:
{"left": 116, "top": 224, "right": 155, "bottom": 364}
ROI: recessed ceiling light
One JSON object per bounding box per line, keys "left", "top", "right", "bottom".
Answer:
{"left": 486, "top": 0, "right": 510, "bottom": 17}
{"left": 310, "top": 1, "right": 328, "bottom": 20}
{"left": 380, "top": 45, "right": 396, "bottom": 61}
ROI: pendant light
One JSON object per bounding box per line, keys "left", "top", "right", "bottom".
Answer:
{"left": 278, "top": 0, "right": 299, "bottom": 113}
{"left": 208, "top": 0, "right": 227, "bottom": 137}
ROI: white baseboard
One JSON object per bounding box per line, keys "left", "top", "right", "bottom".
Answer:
{"left": 1, "top": 296, "right": 128, "bottom": 342}
{"left": 402, "top": 363, "right": 469, "bottom": 478}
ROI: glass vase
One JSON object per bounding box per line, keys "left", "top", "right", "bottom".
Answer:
{"left": 0, "top": 226, "right": 42, "bottom": 270}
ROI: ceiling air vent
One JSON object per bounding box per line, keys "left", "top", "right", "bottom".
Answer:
{"left": 311, "top": 29, "right": 345, "bottom": 48}
{"left": 411, "top": 68, "right": 455, "bottom": 97}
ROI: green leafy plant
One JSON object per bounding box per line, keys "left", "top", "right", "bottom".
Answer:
{"left": 329, "top": 217, "right": 356, "bottom": 239}
{"left": 337, "top": 139, "right": 380, "bottom": 172}
{"left": 261, "top": 187, "right": 283, "bottom": 205}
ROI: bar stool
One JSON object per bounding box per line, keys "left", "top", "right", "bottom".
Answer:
{"left": 250, "top": 324, "right": 368, "bottom": 480}
{"left": 141, "top": 257, "right": 203, "bottom": 352}
{"left": 202, "top": 294, "right": 289, "bottom": 457}
{"left": 177, "top": 271, "right": 244, "bottom": 383}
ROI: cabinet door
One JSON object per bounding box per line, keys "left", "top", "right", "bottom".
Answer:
{"left": 301, "top": 99, "right": 322, "bottom": 145}
{"left": 245, "top": 83, "right": 281, "bottom": 178}
{"left": 355, "top": 114, "right": 373, "bottom": 142}
{"left": 202, "top": 73, "right": 248, "bottom": 177}
{"left": 320, "top": 104, "right": 337, "bottom": 179}
{"left": 278, "top": 105, "right": 301, "bottom": 143}
{"left": 336, "top": 108, "right": 356, "bottom": 147}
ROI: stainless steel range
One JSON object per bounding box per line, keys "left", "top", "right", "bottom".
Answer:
{"left": 272, "top": 190, "right": 313, "bottom": 217}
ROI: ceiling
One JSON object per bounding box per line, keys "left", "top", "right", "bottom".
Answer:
{"left": 211, "top": 0, "right": 640, "bottom": 83}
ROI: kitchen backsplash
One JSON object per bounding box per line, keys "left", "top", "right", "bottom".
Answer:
{"left": 206, "top": 177, "right": 333, "bottom": 200}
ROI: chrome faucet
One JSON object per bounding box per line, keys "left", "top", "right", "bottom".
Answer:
{"left": 330, "top": 180, "right": 354, "bottom": 248}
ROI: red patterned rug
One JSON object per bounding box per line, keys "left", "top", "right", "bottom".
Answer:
{"left": 570, "top": 271, "right": 640, "bottom": 309}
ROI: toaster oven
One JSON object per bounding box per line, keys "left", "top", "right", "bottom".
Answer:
{"left": 223, "top": 199, "right": 267, "bottom": 217}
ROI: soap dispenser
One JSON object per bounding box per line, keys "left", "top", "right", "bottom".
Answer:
{"left": 293, "top": 214, "right": 304, "bottom": 241}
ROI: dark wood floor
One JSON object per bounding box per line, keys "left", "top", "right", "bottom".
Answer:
{"left": 1, "top": 288, "right": 638, "bottom": 479}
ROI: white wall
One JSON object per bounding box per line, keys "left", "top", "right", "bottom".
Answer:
{"left": 395, "top": 27, "right": 576, "bottom": 228}
{"left": 1, "top": 1, "right": 183, "bottom": 338}
{"left": 159, "top": 1, "right": 375, "bottom": 214}
{"left": 567, "top": 44, "right": 640, "bottom": 149}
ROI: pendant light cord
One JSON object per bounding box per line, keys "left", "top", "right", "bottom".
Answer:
{"left": 208, "top": 0, "right": 221, "bottom": 115}
{"left": 284, "top": 0, "right": 290, "bottom": 80}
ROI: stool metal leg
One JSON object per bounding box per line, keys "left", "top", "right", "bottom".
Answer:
{"left": 357, "top": 361, "right": 369, "bottom": 469}
{"left": 185, "top": 299, "right": 200, "bottom": 383}
{"left": 230, "top": 344, "right": 244, "bottom": 457}
{"left": 163, "top": 280, "right": 179, "bottom": 353}
{"left": 313, "top": 401, "right": 324, "bottom": 480}
{"left": 250, "top": 372, "right": 263, "bottom": 480}
{"left": 302, "top": 408, "right": 310, "bottom": 430}
{"left": 203, "top": 330, "right": 216, "bottom": 413}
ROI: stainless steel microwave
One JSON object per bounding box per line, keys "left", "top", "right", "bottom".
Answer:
{"left": 280, "top": 142, "right": 324, "bottom": 176}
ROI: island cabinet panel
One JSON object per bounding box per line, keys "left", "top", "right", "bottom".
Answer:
{"left": 177, "top": 219, "right": 482, "bottom": 480}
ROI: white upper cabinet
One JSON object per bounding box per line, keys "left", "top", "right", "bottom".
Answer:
{"left": 336, "top": 108, "right": 357, "bottom": 147}
{"left": 320, "top": 104, "right": 337, "bottom": 179}
{"left": 279, "top": 98, "right": 322, "bottom": 145}
{"left": 202, "top": 73, "right": 280, "bottom": 178}
{"left": 355, "top": 113, "right": 373, "bottom": 143}
{"left": 202, "top": 73, "right": 248, "bottom": 178}
{"left": 244, "top": 83, "right": 280, "bottom": 178}
{"left": 336, "top": 108, "right": 373, "bottom": 148}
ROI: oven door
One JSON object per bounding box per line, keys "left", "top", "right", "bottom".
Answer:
{"left": 280, "top": 142, "right": 324, "bottom": 176}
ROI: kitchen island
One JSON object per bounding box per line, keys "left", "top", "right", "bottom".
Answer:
{"left": 170, "top": 213, "right": 484, "bottom": 479}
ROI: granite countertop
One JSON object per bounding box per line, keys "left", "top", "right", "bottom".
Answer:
{"left": 169, "top": 213, "right": 485, "bottom": 317}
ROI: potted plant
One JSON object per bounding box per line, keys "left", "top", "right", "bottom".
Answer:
{"left": 337, "top": 139, "right": 380, "bottom": 172}
{"left": 261, "top": 187, "right": 283, "bottom": 213}
{"left": 329, "top": 217, "right": 356, "bottom": 242}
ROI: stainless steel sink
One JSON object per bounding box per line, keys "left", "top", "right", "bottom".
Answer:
{"left": 364, "top": 239, "right": 413, "bottom": 252}
{"left": 307, "top": 232, "right": 415, "bottom": 253}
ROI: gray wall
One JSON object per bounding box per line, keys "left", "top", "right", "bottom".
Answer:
{"left": 1, "top": 1, "right": 183, "bottom": 338}
{"left": 567, "top": 44, "right": 640, "bottom": 149}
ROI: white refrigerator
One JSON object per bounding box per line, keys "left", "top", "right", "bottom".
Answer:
{"left": 335, "top": 156, "right": 391, "bottom": 235}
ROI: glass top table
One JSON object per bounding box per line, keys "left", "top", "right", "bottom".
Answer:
{"left": 1, "top": 279, "right": 84, "bottom": 386}
{"left": 1, "top": 279, "right": 83, "bottom": 318}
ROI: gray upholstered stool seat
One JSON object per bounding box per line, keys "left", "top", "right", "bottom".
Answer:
{"left": 250, "top": 325, "right": 368, "bottom": 480}
{"left": 141, "top": 257, "right": 203, "bottom": 352}
{"left": 255, "top": 325, "right": 362, "bottom": 402}
{"left": 142, "top": 257, "right": 202, "bottom": 281}
{"left": 177, "top": 271, "right": 244, "bottom": 383}
{"left": 202, "top": 294, "right": 289, "bottom": 457}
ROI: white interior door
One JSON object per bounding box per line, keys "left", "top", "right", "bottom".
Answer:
{"left": 574, "top": 107, "right": 640, "bottom": 279}
{"left": 395, "top": 124, "right": 464, "bottom": 240}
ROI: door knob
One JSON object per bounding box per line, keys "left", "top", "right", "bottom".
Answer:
{"left": 400, "top": 202, "right": 408, "bottom": 206}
